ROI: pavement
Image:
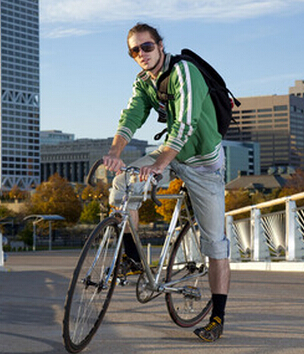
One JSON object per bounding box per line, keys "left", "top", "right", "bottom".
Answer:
{"left": 0, "top": 250, "right": 304, "bottom": 354}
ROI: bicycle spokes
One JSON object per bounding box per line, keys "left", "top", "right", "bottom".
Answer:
{"left": 165, "top": 222, "right": 212, "bottom": 327}
{"left": 63, "top": 218, "right": 121, "bottom": 353}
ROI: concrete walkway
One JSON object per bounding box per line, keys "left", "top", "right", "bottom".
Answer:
{"left": 1, "top": 250, "right": 304, "bottom": 354}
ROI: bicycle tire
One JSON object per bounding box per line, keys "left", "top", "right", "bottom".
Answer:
{"left": 63, "top": 217, "right": 121, "bottom": 353}
{"left": 165, "top": 221, "right": 212, "bottom": 327}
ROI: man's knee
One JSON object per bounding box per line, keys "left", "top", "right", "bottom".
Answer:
{"left": 109, "top": 172, "right": 144, "bottom": 210}
{"left": 109, "top": 173, "right": 126, "bottom": 207}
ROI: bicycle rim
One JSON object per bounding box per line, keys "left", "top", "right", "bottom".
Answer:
{"left": 63, "top": 217, "right": 121, "bottom": 353}
{"left": 165, "top": 221, "right": 212, "bottom": 327}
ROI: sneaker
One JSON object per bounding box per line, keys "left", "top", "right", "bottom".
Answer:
{"left": 120, "top": 254, "right": 143, "bottom": 275}
{"left": 128, "top": 259, "right": 143, "bottom": 274}
{"left": 193, "top": 316, "right": 223, "bottom": 342}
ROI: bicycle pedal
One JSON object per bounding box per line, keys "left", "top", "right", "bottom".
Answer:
{"left": 182, "top": 285, "right": 201, "bottom": 300}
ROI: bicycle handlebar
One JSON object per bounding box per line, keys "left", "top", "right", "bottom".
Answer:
{"left": 86, "top": 158, "right": 104, "bottom": 187}
{"left": 86, "top": 159, "right": 163, "bottom": 206}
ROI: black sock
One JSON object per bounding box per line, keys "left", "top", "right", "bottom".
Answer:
{"left": 123, "top": 233, "right": 140, "bottom": 262}
{"left": 211, "top": 294, "right": 227, "bottom": 324}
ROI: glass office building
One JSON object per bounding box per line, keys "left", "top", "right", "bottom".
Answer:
{"left": 0, "top": 0, "right": 40, "bottom": 191}
{"left": 227, "top": 93, "right": 304, "bottom": 174}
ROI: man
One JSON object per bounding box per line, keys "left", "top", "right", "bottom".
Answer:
{"left": 103, "top": 23, "right": 230, "bottom": 342}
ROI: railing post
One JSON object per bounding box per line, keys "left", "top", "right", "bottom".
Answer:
{"left": 251, "top": 208, "right": 269, "bottom": 261}
{"left": 226, "top": 215, "right": 240, "bottom": 261}
{"left": 285, "top": 199, "right": 304, "bottom": 261}
{"left": 286, "top": 199, "right": 295, "bottom": 261}
{"left": 33, "top": 222, "right": 37, "bottom": 251}
{"left": 147, "top": 243, "right": 151, "bottom": 265}
{"left": 49, "top": 221, "right": 52, "bottom": 251}
{"left": 0, "top": 232, "right": 4, "bottom": 270}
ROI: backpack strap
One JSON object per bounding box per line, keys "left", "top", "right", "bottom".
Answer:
{"left": 156, "top": 55, "right": 180, "bottom": 103}
{"left": 154, "top": 56, "right": 181, "bottom": 140}
{"left": 156, "top": 55, "right": 181, "bottom": 129}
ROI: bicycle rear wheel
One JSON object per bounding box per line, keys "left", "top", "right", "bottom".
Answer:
{"left": 165, "top": 221, "right": 212, "bottom": 327}
{"left": 63, "top": 217, "right": 121, "bottom": 353}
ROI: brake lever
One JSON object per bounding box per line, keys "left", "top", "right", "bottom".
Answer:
{"left": 151, "top": 174, "right": 163, "bottom": 207}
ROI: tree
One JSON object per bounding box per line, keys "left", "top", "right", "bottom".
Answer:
{"left": 0, "top": 205, "right": 13, "bottom": 218}
{"left": 279, "top": 169, "right": 304, "bottom": 196}
{"left": 81, "top": 181, "right": 109, "bottom": 212}
{"left": 156, "top": 178, "right": 183, "bottom": 223}
{"left": 80, "top": 200, "right": 101, "bottom": 224}
{"left": 225, "top": 189, "right": 253, "bottom": 219}
{"left": 0, "top": 205, "right": 16, "bottom": 235}
{"left": 139, "top": 199, "right": 161, "bottom": 224}
{"left": 278, "top": 169, "right": 304, "bottom": 207}
{"left": 8, "top": 185, "right": 29, "bottom": 200}
{"left": 29, "top": 173, "right": 82, "bottom": 224}
{"left": 18, "top": 223, "right": 33, "bottom": 247}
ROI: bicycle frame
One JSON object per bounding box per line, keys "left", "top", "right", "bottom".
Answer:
{"left": 103, "top": 178, "right": 205, "bottom": 295}
{"left": 126, "top": 192, "right": 186, "bottom": 292}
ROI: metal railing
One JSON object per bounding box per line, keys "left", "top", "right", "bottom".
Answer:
{"left": 0, "top": 232, "right": 6, "bottom": 271}
{"left": 225, "top": 192, "right": 304, "bottom": 262}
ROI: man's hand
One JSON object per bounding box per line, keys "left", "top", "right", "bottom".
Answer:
{"left": 140, "top": 146, "right": 179, "bottom": 181}
{"left": 103, "top": 154, "right": 125, "bottom": 173}
{"left": 103, "top": 135, "right": 128, "bottom": 173}
{"left": 139, "top": 164, "right": 164, "bottom": 181}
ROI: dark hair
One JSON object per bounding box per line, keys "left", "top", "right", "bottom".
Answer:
{"left": 127, "top": 23, "right": 163, "bottom": 48}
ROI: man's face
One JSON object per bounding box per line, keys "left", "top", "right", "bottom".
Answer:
{"left": 128, "top": 31, "right": 164, "bottom": 75}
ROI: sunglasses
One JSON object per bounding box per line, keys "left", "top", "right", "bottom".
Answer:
{"left": 128, "top": 41, "right": 157, "bottom": 58}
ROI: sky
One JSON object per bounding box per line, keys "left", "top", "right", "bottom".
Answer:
{"left": 39, "top": 0, "right": 304, "bottom": 144}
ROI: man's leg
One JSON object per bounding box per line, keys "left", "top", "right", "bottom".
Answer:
{"left": 170, "top": 161, "right": 229, "bottom": 341}
{"left": 208, "top": 258, "right": 230, "bottom": 324}
{"left": 192, "top": 258, "right": 230, "bottom": 342}
{"left": 123, "top": 210, "right": 140, "bottom": 263}
{"left": 208, "top": 258, "right": 230, "bottom": 294}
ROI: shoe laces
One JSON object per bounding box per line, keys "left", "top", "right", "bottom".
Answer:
{"left": 205, "top": 317, "right": 222, "bottom": 331}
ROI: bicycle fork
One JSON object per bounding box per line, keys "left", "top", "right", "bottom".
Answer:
{"left": 84, "top": 217, "right": 128, "bottom": 290}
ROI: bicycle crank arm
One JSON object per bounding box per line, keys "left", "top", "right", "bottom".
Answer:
{"left": 160, "top": 270, "right": 207, "bottom": 289}
{"left": 161, "top": 285, "right": 202, "bottom": 300}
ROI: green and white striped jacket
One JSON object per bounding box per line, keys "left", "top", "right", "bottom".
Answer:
{"left": 116, "top": 53, "right": 222, "bottom": 167}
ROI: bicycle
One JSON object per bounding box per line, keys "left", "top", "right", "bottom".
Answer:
{"left": 62, "top": 159, "right": 212, "bottom": 353}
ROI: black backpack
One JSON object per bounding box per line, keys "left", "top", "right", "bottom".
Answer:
{"left": 155, "top": 49, "right": 241, "bottom": 140}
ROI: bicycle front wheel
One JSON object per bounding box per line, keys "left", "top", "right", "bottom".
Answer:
{"left": 63, "top": 217, "right": 121, "bottom": 353}
{"left": 165, "top": 221, "right": 212, "bottom": 327}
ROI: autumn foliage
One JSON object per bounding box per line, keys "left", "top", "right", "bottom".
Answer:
{"left": 156, "top": 178, "right": 183, "bottom": 222}
{"left": 29, "top": 173, "right": 82, "bottom": 223}
{"left": 278, "top": 169, "right": 304, "bottom": 207}
{"left": 225, "top": 169, "right": 304, "bottom": 215}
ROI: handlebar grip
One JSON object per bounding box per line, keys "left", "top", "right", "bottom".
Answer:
{"left": 151, "top": 174, "right": 163, "bottom": 207}
{"left": 86, "top": 158, "right": 104, "bottom": 187}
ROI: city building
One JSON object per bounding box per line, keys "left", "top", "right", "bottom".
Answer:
{"left": 40, "top": 138, "right": 148, "bottom": 184}
{"left": 222, "top": 140, "right": 260, "bottom": 182}
{"left": 227, "top": 85, "right": 304, "bottom": 173}
{"left": 40, "top": 130, "right": 75, "bottom": 145}
{"left": 289, "top": 80, "right": 304, "bottom": 98}
{"left": 41, "top": 138, "right": 259, "bottom": 185}
{"left": 225, "top": 173, "right": 291, "bottom": 194}
{"left": 0, "top": 0, "right": 40, "bottom": 191}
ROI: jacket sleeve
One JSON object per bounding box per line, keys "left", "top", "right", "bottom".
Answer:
{"left": 116, "top": 78, "right": 152, "bottom": 142}
{"left": 164, "top": 60, "right": 209, "bottom": 152}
